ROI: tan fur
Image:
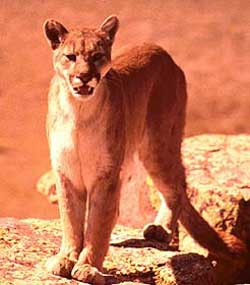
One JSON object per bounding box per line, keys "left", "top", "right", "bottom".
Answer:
{"left": 44, "top": 16, "right": 248, "bottom": 284}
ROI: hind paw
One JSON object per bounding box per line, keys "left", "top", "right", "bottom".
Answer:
{"left": 143, "top": 223, "right": 172, "bottom": 243}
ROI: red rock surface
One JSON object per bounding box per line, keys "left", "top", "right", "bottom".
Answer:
{"left": 180, "top": 135, "right": 250, "bottom": 254}
{"left": 3, "top": 134, "right": 250, "bottom": 284}
{"left": 0, "top": 218, "right": 240, "bottom": 285}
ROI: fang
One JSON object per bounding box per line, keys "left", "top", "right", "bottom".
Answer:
{"left": 88, "top": 87, "right": 94, "bottom": 94}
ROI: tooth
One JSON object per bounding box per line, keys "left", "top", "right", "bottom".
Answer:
{"left": 88, "top": 78, "right": 98, "bottom": 88}
{"left": 88, "top": 87, "right": 94, "bottom": 94}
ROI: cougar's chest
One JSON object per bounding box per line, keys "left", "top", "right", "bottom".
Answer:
{"left": 47, "top": 89, "right": 80, "bottom": 170}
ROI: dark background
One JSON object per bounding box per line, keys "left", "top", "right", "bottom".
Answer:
{"left": 1, "top": 0, "right": 250, "bottom": 218}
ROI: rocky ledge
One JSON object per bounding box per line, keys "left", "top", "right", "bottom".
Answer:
{"left": 2, "top": 135, "right": 250, "bottom": 284}
{"left": 0, "top": 218, "right": 245, "bottom": 285}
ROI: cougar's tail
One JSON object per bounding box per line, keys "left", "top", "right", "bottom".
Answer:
{"left": 179, "top": 194, "right": 248, "bottom": 263}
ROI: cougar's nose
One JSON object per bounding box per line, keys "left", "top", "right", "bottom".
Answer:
{"left": 72, "top": 77, "right": 83, "bottom": 87}
{"left": 77, "top": 73, "right": 92, "bottom": 84}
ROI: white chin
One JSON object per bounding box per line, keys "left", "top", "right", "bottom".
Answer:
{"left": 72, "top": 92, "right": 92, "bottom": 101}
{"left": 71, "top": 89, "right": 96, "bottom": 101}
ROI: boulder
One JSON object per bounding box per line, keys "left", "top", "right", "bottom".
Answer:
{"left": 179, "top": 135, "right": 250, "bottom": 254}
{"left": 37, "top": 170, "right": 57, "bottom": 204}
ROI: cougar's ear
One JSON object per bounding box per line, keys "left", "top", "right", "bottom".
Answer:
{"left": 99, "top": 15, "right": 119, "bottom": 44}
{"left": 43, "top": 19, "right": 68, "bottom": 50}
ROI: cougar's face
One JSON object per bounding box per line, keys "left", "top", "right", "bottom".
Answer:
{"left": 53, "top": 30, "right": 112, "bottom": 99}
{"left": 44, "top": 16, "right": 119, "bottom": 100}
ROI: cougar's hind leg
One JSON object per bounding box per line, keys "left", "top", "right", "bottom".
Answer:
{"left": 139, "top": 138, "right": 186, "bottom": 244}
{"left": 144, "top": 190, "right": 180, "bottom": 243}
{"left": 46, "top": 170, "right": 87, "bottom": 278}
{"left": 138, "top": 65, "right": 187, "bottom": 244}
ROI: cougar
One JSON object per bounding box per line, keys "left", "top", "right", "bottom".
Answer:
{"left": 43, "top": 15, "right": 247, "bottom": 284}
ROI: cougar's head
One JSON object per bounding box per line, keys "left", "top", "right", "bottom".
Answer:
{"left": 44, "top": 15, "right": 119, "bottom": 100}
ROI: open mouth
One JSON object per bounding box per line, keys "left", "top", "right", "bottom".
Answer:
{"left": 73, "top": 85, "right": 94, "bottom": 95}
{"left": 72, "top": 74, "right": 100, "bottom": 97}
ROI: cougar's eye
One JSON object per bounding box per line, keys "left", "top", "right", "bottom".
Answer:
{"left": 65, "top": 54, "right": 76, "bottom": 62}
{"left": 92, "top": 52, "right": 104, "bottom": 62}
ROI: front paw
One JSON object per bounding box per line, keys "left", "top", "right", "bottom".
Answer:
{"left": 46, "top": 253, "right": 76, "bottom": 278}
{"left": 72, "top": 263, "right": 105, "bottom": 285}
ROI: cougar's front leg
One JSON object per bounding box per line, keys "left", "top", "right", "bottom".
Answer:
{"left": 46, "top": 170, "right": 87, "bottom": 278}
{"left": 72, "top": 175, "right": 120, "bottom": 283}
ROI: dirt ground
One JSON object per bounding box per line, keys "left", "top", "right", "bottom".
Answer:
{"left": 0, "top": 0, "right": 250, "bottom": 219}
